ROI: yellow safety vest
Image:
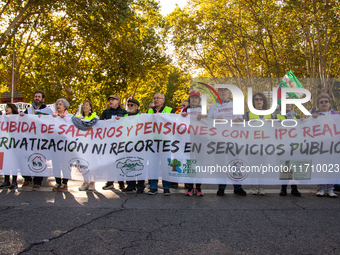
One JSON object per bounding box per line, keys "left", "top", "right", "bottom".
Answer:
{"left": 148, "top": 106, "right": 173, "bottom": 114}
{"left": 249, "top": 112, "right": 271, "bottom": 120}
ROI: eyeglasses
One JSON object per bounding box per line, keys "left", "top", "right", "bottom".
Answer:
{"left": 254, "top": 98, "right": 263, "bottom": 101}
{"left": 153, "top": 97, "right": 163, "bottom": 100}
{"left": 127, "top": 104, "right": 136, "bottom": 107}
{"left": 319, "top": 100, "right": 329, "bottom": 104}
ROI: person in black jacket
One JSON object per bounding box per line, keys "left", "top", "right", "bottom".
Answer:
{"left": 116, "top": 98, "right": 145, "bottom": 194}
{"left": 100, "top": 95, "right": 127, "bottom": 120}
{"left": 101, "top": 95, "right": 127, "bottom": 190}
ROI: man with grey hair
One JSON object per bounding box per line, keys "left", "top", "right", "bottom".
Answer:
{"left": 148, "top": 92, "right": 175, "bottom": 195}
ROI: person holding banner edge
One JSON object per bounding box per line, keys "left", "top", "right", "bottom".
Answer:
{"left": 208, "top": 87, "right": 247, "bottom": 197}
{"left": 0, "top": 103, "right": 19, "bottom": 189}
{"left": 148, "top": 92, "right": 175, "bottom": 195}
{"left": 312, "top": 93, "right": 338, "bottom": 198}
{"left": 20, "top": 90, "right": 54, "bottom": 191}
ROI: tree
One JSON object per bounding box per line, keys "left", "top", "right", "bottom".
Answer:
{"left": 0, "top": 0, "right": 179, "bottom": 114}
{"left": 167, "top": 0, "right": 340, "bottom": 109}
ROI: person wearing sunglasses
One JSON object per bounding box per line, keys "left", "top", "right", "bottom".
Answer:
{"left": 114, "top": 98, "right": 145, "bottom": 194}
{"left": 244, "top": 92, "right": 272, "bottom": 195}
{"left": 312, "top": 93, "right": 339, "bottom": 197}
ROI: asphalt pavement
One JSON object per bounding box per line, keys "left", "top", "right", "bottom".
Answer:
{"left": 0, "top": 177, "right": 339, "bottom": 255}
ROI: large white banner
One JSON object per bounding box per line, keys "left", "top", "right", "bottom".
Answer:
{"left": 0, "top": 114, "right": 339, "bottom": 184}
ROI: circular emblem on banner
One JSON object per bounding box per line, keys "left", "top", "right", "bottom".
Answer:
{"left": 28, "top": 153, "right": 47, "bottom": 173}
{"left": 68, "top": 158, "right": 90, "bottom": 175}
{"left": 116, "top": 156, "right": 144, "bottom": 177}
{"left": 227, "top": 159, "right": 249, "bottom": 182}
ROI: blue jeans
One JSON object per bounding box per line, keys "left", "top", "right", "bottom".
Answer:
{"left": 150, "top": 180, "right": 170, "bottom": 190}
{"left": 218, "top": 184, "right": 242, "bottom": 190}
{"left": 317, "top": 184, "right": 334, "bottom": 192}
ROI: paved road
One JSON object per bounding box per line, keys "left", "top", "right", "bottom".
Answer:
{"left": 0, "top": 177, "right": 339, "bottom": 255}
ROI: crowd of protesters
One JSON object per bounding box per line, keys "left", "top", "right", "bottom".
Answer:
{"left": 0, "top": 89, "right": 339, "bottom": 198}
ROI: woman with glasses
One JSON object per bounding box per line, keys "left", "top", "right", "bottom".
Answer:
{"left": 244, "top": 92, "right": 271, "bottom": 195}
{"left": 312, "top": 93, "right": 339, "bottom": 197}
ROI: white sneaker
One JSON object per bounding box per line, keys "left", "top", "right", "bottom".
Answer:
{"left": 250, "top": 185, "right": 258, "bottom": 195}
{"left": 316, "top": 189, "right": 325, "bottom": 197}
{"left": 327, "top": 190, "right": 337, "bottom": 198}
{"left": 258, "top": 186, "right": 265, "bottom": 195}
{"left": 88, "top": 182, "right": 95, "bottom": 191}
{"left": 79, "top": 182, "right": 89, "bottom": 191}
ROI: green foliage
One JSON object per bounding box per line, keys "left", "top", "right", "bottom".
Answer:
{"left": 0, "top": 0, "right": 190, "bottom": 114}
{"left": 167, "top": 0, "right": 340, "bottom": 109}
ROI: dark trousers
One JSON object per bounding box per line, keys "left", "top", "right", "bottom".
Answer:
{"left": 55, "top": 178, "right": 68, "bottom": 185}
{"left": 4, "top": 175, "right": 17, "bottom": 183}
{"left": 282, "top": 185, "right": 297, "bottom": 190}
{"left": 126, "top": 180, "right": 145, "bottom": 190}
{"left": 106, "top": 181, "right": 124, "bottom": 188}
{"left": 23, "top": 176, "right": 43, "bottom": 185}
{"left": 188, "top": 183, "right": 201, "bottom": 189}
